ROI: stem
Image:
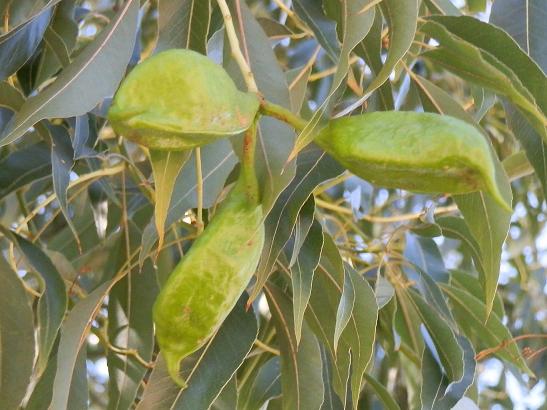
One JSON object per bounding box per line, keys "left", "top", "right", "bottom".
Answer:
{"left": 195, "top": 147, "right": 204, "bottom": 234}
{"left": 241, "top": 119, "right": 260, "bottom": 203}
{"left": 216, "top": 0, "right": 258, "bottom": 93}
{"left": 259, "top": 99, "right": 308, "bottom": 131}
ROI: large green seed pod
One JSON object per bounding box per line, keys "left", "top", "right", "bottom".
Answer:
{"left": 152, "top": 180, "right": 264, "bottom": 386}
{"left": 108, "top": 49, "right": 259, "bottom": 150}
{"left": 315, "top": 111, "right": 510, "bottom": 210}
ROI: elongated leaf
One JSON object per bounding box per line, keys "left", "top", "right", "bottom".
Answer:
{"left": 10, "top": 233, "right": 67, "bottom": 374}
{"left": 441, "top": 285, "right": 533, "bottom": 376}
{"left": 50, "top": 281, "right": 112, "bottom": 410}
{"left": 421, "top": 16, "right": 547, "bottom": 142}
{"left": 265, "top": 284, "right": 324, "bottom": 410}
{"left": 363, "top": 373, "right": 401, "bottom": 410}
{"left": 490, "top": 0, "right": 547, "bottom": 194}
{"left": 336, "top": 0, "right": 419, "bottom": 117}
{"left": 239, "top": 358, "right": 282, "bottom": 410}
{"left": 140, "top": 139, "right": 236, "bottom": 264}
{"left": 0, "top": 256, "right": 35, "bottom": 409}
{"left": 156, "top": 0, "right": 211, "bottom": 54}
{"left": 408, "top": 290, "right": 464, "bottom": 383}
{"left": 334, "top": 267, "right": 355, "bottom": 352}
{"left": 50, "top": 124, "right": 79, "bottom": 248}
{"left": 250, "top": 145, "right": 343, "bottom": 303}
{"left": 290, "top": 218, "right": 323, "bottom": 344}
{"left": 149, "top": 149, "right": 191, "bottom": 254}
{"left": 0, "top": 0, "right": 58, "bottom": 81}
{"left": 107, "top": 261, "right": 158, "bottom": 410}
{"left": 290, "top": 0, "right": 375, "bottom": 158}
{"left": 0, "top": 0, "right": 139, "bottom": 146}
{"left": 292, "top": 0, "right": 340, "bottom": 61}
{"left": 0, "top": 142, "right": 51, "bottom": 200}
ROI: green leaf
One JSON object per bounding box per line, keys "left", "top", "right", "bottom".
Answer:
{"left": 0, "top": 256, "right": 35, "bottom": 409}
{"left": 363, "top": 373, "right": 401, "bottom": 410}
{"left": 491, "top": 0, "right": 547, "bottom": 195}
{"left": 420, "top": 16, "right": 547, "bottom": 142}
{"left": 10, "top": 233, "right": 67, "bottom": 374}
{"left": 290, "top": 218, "right": 323, "bottom": 344}
{"left": 408, "top": 290, "right": 464, "bottom": 383}
{"left": 0, "top": 0, "right": 139, "bottom": 146}
{"left": 211, "top": 377, "right": 239, "bottom": 410}
{"left": 290, "top": 0, "right": 376, "bottom": 157}
{"left": 292, "top": 0, "right": 340, "bottom": 61}
{"left": 156, "top": 0, "right": 211, "bottom": 54}
{"left": 50, "top": 281, "right": 112, "bottom": 410}
{"left": 441, "top": 284, "right": 534, "bottom": 376}
{"left": 355, "top": 9, "right": 394, "bottom": 111}
{"left": 249, "top": 145, "right": 343, "bottom": 303}
{"left": 337, "top": 0, "right": 419, "bottom": 116}
{"left": 0, "top": 142, "right": 51, "bottom": 200}
{"left": 265, "top": 284, "right": 324, "bottom": 410}
{"left": 375, "top": 275, "right": 394, "bottom": 309}
{"left": 107, "top": 261, "right": 158, "bottom": 410}
{"left": 334, "top": 267, "right": 355, "bottom": 352}
{"left": 149, "top": 149, "right": 192, "bottom": 254}
{"left": 0, "top": 0, "right": 58, "bottom": 81}
{"left": 239, "top": 358, "right": 282, "bottom": 410}
{"left": 139, "top": 139, "right": 236, "bottom": 264}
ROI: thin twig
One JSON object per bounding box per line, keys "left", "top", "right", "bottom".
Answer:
{"left": 216, "top": 0, "right": 258, "bottom": 92}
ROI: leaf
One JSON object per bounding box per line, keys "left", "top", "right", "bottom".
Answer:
{"left": 211, "top": 377, "right": 239, "bottom": 410}
{"left": 336, "top": 0, "right": 419, "bottom": 116}
{"left": 249, "top": 145, "right": 344, "bottom": 303}
{"left": 149, "top": 149, "right": 192, "bottom": 254}
{"left": 50, "top": 124, "right": 79, "bottom": 250}
{"left": 290, "top": 0, "right": 375, "bottom": 158}
{"left": 319, "top": 345, "right": 345, "bottom": 410}
{"left": 9, "top": 233, "right": 67, "bottom": 374}
{"left": 408, "top": 290, "right": 464, "bottom": 383}
{"left": 139, "top": 139, "right": 237, "bottom": 264}
{"left": 290, "top": 218, "right": 323, "bottom": 344}
{"left": 490, "top": 0, "right": 547, "bottom": 195}
{"left": 156, "top": 0, "right": 211, "bottom": 54}
{"left": 0, "top": 0, "right": 59, "bottom": 81}
{"left": 0, "top": 256, "right": 35, "bottom": 409}
{"left": 238, "top": 357, "right": 282, "bottom": 410}
{"left": 441, "top": 284, "right": 533, "bottom": 376}
{"left": 355, "top": 9, "right": 395, "bottom": 111}
{"left": 334, "top": 268, "right": 355, "bottom": 352}
{"left": 423, "top": 0, "right": 461, "bottom": 15}
{"left": 0, "top": 142, "right": 51, "bottom": 200}
{"left": 288, "top": 195, "right": 315, "bottom": 268}
{"left": 363, "top": 373, "right": 401, "bottom": 410}
{"left": 420, "top": 16, "right": 547, "bottom": 142}
{"left": 308, "top": 236, "right": 378, "bottom": 408}
{"left": 292, "top": 0, "right": 340, "bottom": 61}
{"left": 0, "top": 0, "right": 139, "bottom": 147}
{"left": 137, "top": 298, "right": 258, "bottom": 410}
{"left": 375, "top": 275, "right": 394, "bottom": 309}
{"left": 404, "top": 233, "right": 448, "bottom": 283}
{"left": 34, "top": 0, "right": 79, "bottom": 87}
{"left": 50, "top": 281, "right": 112, "bottom": 410}
{"left": 265, "top": 284, "right": 324, "bottom": 410}
{"left": 107, "top": 261, "right": 158, "bottom": 410}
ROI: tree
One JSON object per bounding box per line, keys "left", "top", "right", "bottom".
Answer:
{"left": 0, "top": 0, "right": 545, "bottom": 409}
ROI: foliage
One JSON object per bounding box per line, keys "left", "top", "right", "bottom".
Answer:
{"left": 0, "top": 0, "right": 545, "bottom": 409}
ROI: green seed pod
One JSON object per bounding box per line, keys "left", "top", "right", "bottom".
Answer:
{"left": 315, "top": 111, "right": 510, "bottom": 210}
{"left": 152, "top": 180, "right": 264, "bottom": 386}
{"left": 108, "top": 49, "right": 259, "bottom": 150}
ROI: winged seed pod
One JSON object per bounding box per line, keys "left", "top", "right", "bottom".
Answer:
{"left": 315, "top": 111, "right": 511, "bottom": 211}
{"left": 152, "top": 178, "right": 265, "bottom": 387}
{"left": 108, "top": 49, "right": 259, "bottom": 150}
